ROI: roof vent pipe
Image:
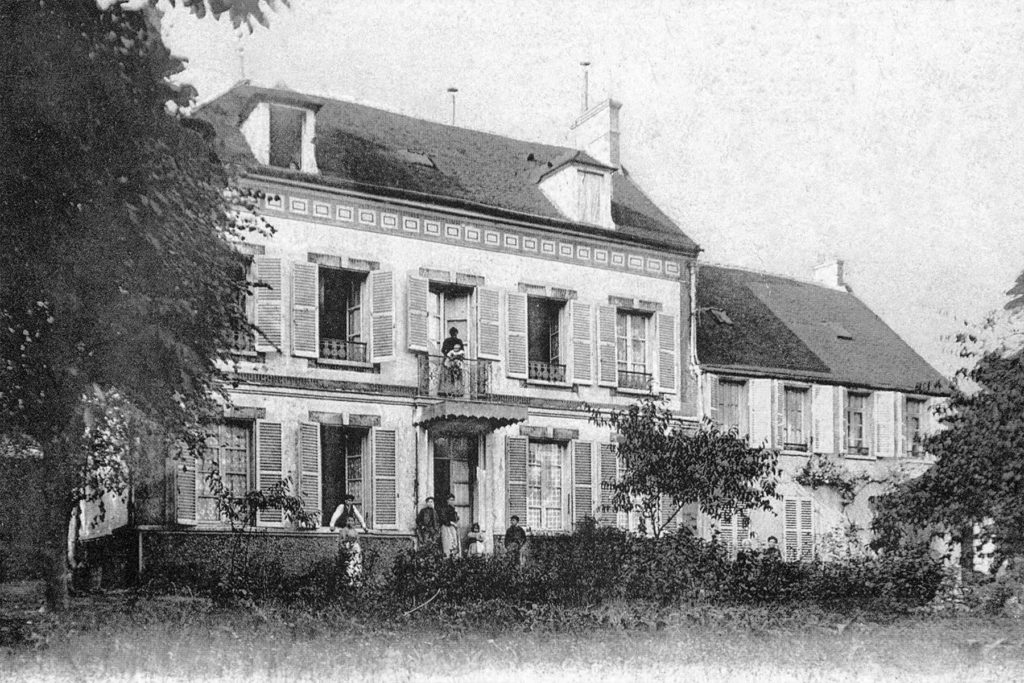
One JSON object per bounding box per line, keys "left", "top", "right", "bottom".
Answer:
{"left": 447, "top": 87, "right": 458, "bottom": 125}
{"left": 580, "top": 61, "right": 591, "bottom": 113}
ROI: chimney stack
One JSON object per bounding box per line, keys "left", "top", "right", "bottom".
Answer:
{"left": 813, "top": 259, "right": 848, "bottom": 290}
{"left": 570, "top": 98, "right": 622, "bottom": 168}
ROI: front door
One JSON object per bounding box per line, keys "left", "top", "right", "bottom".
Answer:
{"left": 433, "top": 435, "right": 476, "bottom": 542}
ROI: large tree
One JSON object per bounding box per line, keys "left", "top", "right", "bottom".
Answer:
{"left": 0, "top": 0, "right": 277, "bottom": 608}
{"left": 591, "top": 397, "right": 779, "bottom": 538}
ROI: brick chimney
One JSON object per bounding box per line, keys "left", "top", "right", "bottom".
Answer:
{"left": 813, "top": 259, "right": 848, "bottom": 291}
{"left": 570, "top": 99, "right": 622, "bottom": 168}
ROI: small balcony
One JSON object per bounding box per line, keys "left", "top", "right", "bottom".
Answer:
{"left": 528, "top": 360, "right": 566, "bottom": 383}
{"left": 617, "top": 369, "right": 652, "bottom": 392}
{"left": 320, "top": 337, "right": 368, "bottom": 363}
{"left": 417, "top": 355, "right": 494, "bottom": 399}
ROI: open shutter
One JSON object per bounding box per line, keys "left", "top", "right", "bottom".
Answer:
{"left": 372, "top": 428, "right": 397, "bottom": 528}
{"left": 256, "top": 421, "right": 284, "bottom": 526}
{"left": 175, "top": 459, "right": 197, "bottom": 525}
{"left": 597, "top": 304, "right": 617, "bottom": 387}
{"left": 784, "top": 499, "right": 798, "bottom": 561}
{"left": 598, "top": 443, "right": 618, "bottom": 525}
{"left": 298, "top": 422, "right": 322, "bottom": 522}
{"left": 572, "top": 441, "right": 594, "bottom": 523}
{"left": 660, "top": 495, "right": 680, "bottom": 535}
{"left": 477, "top": 287, "right": 501, "bottom": 360}
{"left": 812, "top": 385, "right": 834, "bottom": 454}
{"left": 874, "top": 391, "right": 896, "bottom": 458}
{"left": 705, "top": 374, "right": 720, "bottom": 424}
{"left": 406, "top": 274, "right": 429, "bottom": 352}
{"left": 506, "top": 436, "right": 529, "bottom": 525}
{"left": 656, "top": 313, "right": 676, "bottom": 393}
{"left": 253, "top": 256, "right": 282, "bottom": 352}
{"left": 749, "top": 379, "right": 772, "bottom": 447}
{"left": 799, "top": 499, "right": 814, "bottom": 561}
{"left": 369, "top": 271, "right": 395, "bottom": 362}
{"left": 291, "top": 262, "right": 319, "bottom": 358}
{"left": 771, "top": 381, "right": 783, "bottom": 449}
{"left": 570, "top": 301, "right": 593, "bottom": 384}
{"left": 506, "top": 292, "right": 527, "bottom": 379}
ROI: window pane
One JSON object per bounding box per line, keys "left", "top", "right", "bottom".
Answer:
{"left": 268, "top": 105, "right": 303, "bottom": 169}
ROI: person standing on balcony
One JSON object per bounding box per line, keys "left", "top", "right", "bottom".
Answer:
{"left": 438, "top": 492, "right": 461, "bottom": 557}
{"left": 415, "top": 496, "right": 440, "bottom": 551}
{"left": 440, "top": 327, "right": 464, "bottom": 356}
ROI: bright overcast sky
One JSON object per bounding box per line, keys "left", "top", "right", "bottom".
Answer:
{"left": 161, "top": 0, "right": 1024, "bottom": 376}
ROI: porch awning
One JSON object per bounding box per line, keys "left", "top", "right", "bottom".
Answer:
{"left": 414, "top": 400, "right": 528, "bottom": 434}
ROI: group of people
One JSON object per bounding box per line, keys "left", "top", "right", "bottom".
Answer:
{"left": 415, "top": 495, "right": 528, "bottom": 563}
{"left": 737, "top": 531, "right": 783, "bottom": 561}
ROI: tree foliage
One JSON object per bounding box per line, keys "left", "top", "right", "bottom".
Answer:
{"left": 590, "top": 397, "right": 780, "bottom": 537}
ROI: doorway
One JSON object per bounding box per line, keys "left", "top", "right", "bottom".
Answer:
{"left": 433, "top": 434, "right": 477, "bottom": 541}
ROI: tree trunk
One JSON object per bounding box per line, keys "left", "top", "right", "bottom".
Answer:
{"left": 958, "top": 522, "right": 975, "bottom": 573}
{"left": 39, "top": 436, "right": 80, "bottom": 612}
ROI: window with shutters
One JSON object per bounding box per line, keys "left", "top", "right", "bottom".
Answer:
{"left": 228, "top": 261, "right": 257, "bottom": 355}
{"left": 527, "top": 297, "right": 567, "bottom": 383}
{"left": 904, "top": 397, "right": 926, "bottom": 457}
{"left": 196, "top": 421, "right": 252, "bottom": 523}
{"left": 714, "top": 379, "right": 749, "bottom": 436}
{"left": 782, "top": 386, "right": 810, "bottom": 452}
{"left": 268, "top": 104, "right": 305, "bottom": 170}
{"left": 319, "top": 267, "right": 368, "bottom": 363}
{"left": 716, "top": 512, "right": 750, "bottom": 556}
{"left": 320, "top": 426, "right": 366, "bottom": 522}
{"left": 616, "top": 311, "right": 651, "bottom": 391}
{"left": 844, "top": 391, "right": 872, "bottom": 456}
{"left": 527, "top": 441, "right": 567, "bottom": 530}
{"left": 428, "top": 285, "right": 472, "bottom": 356}
{"left": 784, "top": 498, "right": 814, "bottom": 561}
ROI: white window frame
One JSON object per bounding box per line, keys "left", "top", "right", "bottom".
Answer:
{"left": 782, "top": 385, "right": 811, "bottom": 452}
{"left": 845, "top": 391, "right": 872, "bottom": 456}
{"left": 196, "top": 421, "right": 253, "bottom": 525}
{"left": 903, "top": 396, "right": 926, "bottom": 457}
{"left": 715, "top": 378, "right": 749, "bottom": 436}
{"left": 526, "top": 441, "right": 569, "bottom": 531}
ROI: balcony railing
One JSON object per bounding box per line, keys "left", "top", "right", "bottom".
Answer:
{"left": 320, "top": 337, "right": 368, "bottom": 363}
{"left": 846, "top": 444, "right": 871, "bottom": 457}
{"left": 417, "top": 355, "right": 494, "bottom": 399}
{"left": 617, "top": 369, "right": 652, "bottom": 392}
{"left": 528, "top": 360, "right": 566, "bottom": 383}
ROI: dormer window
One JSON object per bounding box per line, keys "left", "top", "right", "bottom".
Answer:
{"left": 269, "top": 104, "right": 305, "bottom": 170}
{"left": 536, "top": 152, "right": 614, "bottom": 229}
{"left": 240, "top": 100, "right": 319, "bottom": 175}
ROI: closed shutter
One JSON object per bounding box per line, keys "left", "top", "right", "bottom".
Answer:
{"left": 874, "top": 391, "right": 896, "bottom": 458}
{"left": 656, "top": 313, "right": 677, "bottom": 393}
{"left": 799, "top": 499, "right": 814, "bottom": 561}
{"left": 255, "top": 421, "right": 284, "bottom": 526}
{"left": 570, "top": 301, "right": 593, "bottom": 384}
{"left": 297, "top": 422, "right": 322, "bottom": 522}
{"left": 706, "top": 374, "right": 720, "bottom": 424}
{"left": 369, "top": 271, "right": 395, "bottom": 361}
{"left": 784, "top": 499, "right": 798, "bottom": 560}
{"left": 291, "top": 262, "right": 319, "bottom": 358}
{"left": 784, "top": 498, "right": 813, "bottom": 561}
{"left": 660, "top": 495, "right": 680, "bottom": 534}
{"left": 572, "top": 441, "right": 594, "bottom": 523}
{"left": 597, "top": 443, "right": 618, "bottom": 526}
{"left": 477, "top": 287, "right": 501, "bottom": 360}
{"left": 406, "top": 274, "right": 430, "bottom": 352}
{"left": 253, "top": 256, "right": 282, "bottom": 352}
{"left": 506, "top": 292, "right": 527, "bottom": 379}
{"left": 373, "top": 428, "right": 397, "bottom": 528}
{"left": 749, "top": 379, "right": 772, "bottom": 447}
{"left": 175, "top": 459, "right": 197, "bottom": 525}
{"left": 771, "top": 381, "right": 782, "bottom": 449}
{"left": 812, "top": 385, "right": 834, "bottom": 455}
{"left": 506, "top": 436, "right": 529, "bottom": 523}
{"left": 719, "top": 515, "right": 735, "bottom": 554}
{"left": 597, "top": 304, "right": 617, "bottom": 387}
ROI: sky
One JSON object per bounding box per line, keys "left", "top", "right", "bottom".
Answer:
{"left": 160, "top": 0, "right": 1024, "bottom": 376}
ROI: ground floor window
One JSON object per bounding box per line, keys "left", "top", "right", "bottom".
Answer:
{"left": 197, "top": 421, "right": 252, "bottom": 523}
{"left": 527, "top": 442, "right": 565, "bottom": 530}
{"left": 321, "top": 426, "right": 366, "bottom": 518}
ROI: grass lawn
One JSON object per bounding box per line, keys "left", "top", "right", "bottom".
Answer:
{"left": 2, "top": 585, "right": 1023, "bottom": 682}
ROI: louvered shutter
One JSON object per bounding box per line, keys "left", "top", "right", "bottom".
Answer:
{"left": 784, "top": 499, "right": 798, "bottom": 561}
{"left": 597, "top": 305, "right": 617, "bottom": 387}
{"left": 506, "top": 436, "right": 529, "bottom": 524}
{"left": 572, "top": 441, "right": 594, "bottom": 523}
{"left": 291, "top": 262, "right": 319, "bottom": 358}
{"left": 254, "top": 256, "right": 282, "bottom": 352}
{"left": 256, "top": 421, "right": 284, "bottom": 526}
{"left": 812, "top": 385, "right": 834, "bottom": 455}
{"left": 799, "top": 499, "right": 814, "bottom": 561}
{"left": 373, "top": 428, "right": 397, "bottom": 528}
{"left": 175, "top": 459, "right": 197, "bottom": 525}
{"left": 477, "top": 287, "right": 501, "bottom": 360}
{"left": 706, "top": 374, "right": 720, "bottom": 424}
{"left": 771, "top": 381, "right": 782, "bottom": 449}
{"left": 598, "top": 443, "right": 618, "bottom": 525}
{"left": 719, "top": 515, "right": 735, "bottom": 555}
{"left": 660, "top": 495, "right": 680, "bottom": 534}
{"left": 749, "top": 379, "right": 773, "bottom": 447}
{"left": 506, "top": 292, "right": 527, "bottom": 379}
{"left": 369, "top": 271, "right": 395, "bottom": 361}
{"left": 835, "top": 388, "right": 846, "bottom": 454}
{"left": 874, "top": 391, "right": 896, "bottom": 458}
{"left": 570, "top": 301, "right": 593, "bottom": 384}
{"left": 298, "top": 422, "right": 322, "bottom": 522}
{"left": 406, "top": 274, "right": 429, "bottom": 352}
{"left": 656, "top": 313, "right": 676, "bottom": 393}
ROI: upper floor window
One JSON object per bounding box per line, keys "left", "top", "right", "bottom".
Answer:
{"left": 616, "top": 311, "right": 650, "bottom": 391}
{"left": 904, "top": 397, "right": 926, "bottom": 457}
{"left": 845, "top": 391, "right": 871, "bottom": 455}
{"left": 714, "top": 379, "right": 749, "bottom": 436}
{"left": 269, "top": 104, "right": 305, "bottom": 170}
{"left": 527, "top": 297, "right": 566, "bottom": 383}
{"left": 319, "top": 267, "right": 368, "bottom": 363}
{"left": 578, "top": 171, "right": 604, "bottom": 225}
{"left": 782, "top": 386, "right": 810, "bottom": 451}
{"left": 429, "top": 286, "right": 472, "bottom": 357}
{"left": 527, "top": 441, "right": 566, "bottom": 530}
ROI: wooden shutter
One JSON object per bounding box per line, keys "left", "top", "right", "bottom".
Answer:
{"left": 835, "top": 388, "right": 847, "bottom": 454}
{"left": 719, "top": 515, "right": 735, "bottom": 555}
{"left": 874, "top": 391, "right": 896, "bottom": 458}
{"left": 369, "top": 271, "right": 395, "bottom": 362}
{"left": 799, "top": 499, "right": 814, "bottom": 561}
{"left": 373, "top": 428, "right": 397, "bottom": 528}
{"left": 597, "top": 304, "right": 617, "bottom": 387}
{"left": 812, "top": 385, "right": 834, "bottom": 455}
{"left": 597, "top": 443, "right": 618, "bottom": 526}
{"left": 255, "top": 421, "right": 284, "bottom": 526}
{"left": 771, "top": 381, "right": 783, "bottom": 449}
{"left": 506, "top": 436, "right": 529, "bottom": 524}
{"left": 660, "top": 495, "right": 680, "bottom": 534}
{"left": 572, "top": 441, "right": 594, "bottom": 523}
{"left": 570, "top": 301, "right": 593, "bottom": 384}
{"left": 406, "top": 274, "right": 430, "bottom": 352}
{"left": 175, "top": 459, "right": 197, "bottom": 525}
{"left": 253, "top": 256, "right": 282, "bottom": 352}
{"left": 705, "top": 374, "right": 720, "bottom": 424}
{"left": 477, "top": 287, "right": 501, "bottom": 360}
{"left": 506, "top": 292, "right": 527, "bottom": 379}
{"left": 291, "top": 262, "right": 319, "bottom": 358}
{"left": 784, "top": 498, "right": 798, "bottom": 561}
{"left": 656, "top": 313, "right": 676, "bottom": 393}
{"left": 297, "top": 422, "right": 322, "bottom": 521}
{"left": 749, "top": 379, "right": 772, "bottom": 447}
